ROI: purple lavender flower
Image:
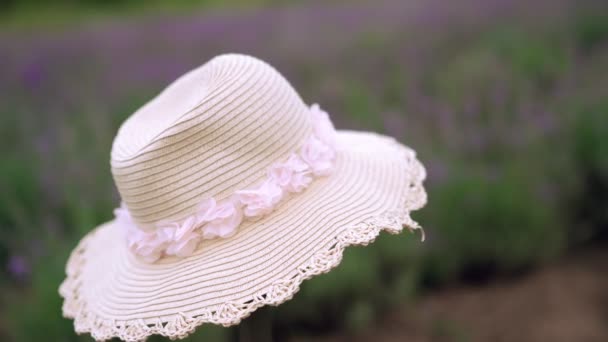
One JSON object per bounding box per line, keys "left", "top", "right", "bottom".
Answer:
{"left": 21, "top": 59, "right": 46, "bottom": 91}
{"left": 7, "top": 255, "right": 30, "bottom": 280}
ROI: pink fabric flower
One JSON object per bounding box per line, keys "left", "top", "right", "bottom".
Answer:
{"left": 173, "top": 216, "right": 198, "bottom": 241}
{"left": 197, "top": 198, "right": 244, "bottom": 239}
{"left": 127, "top": 228, "right": 168, "bottom": 263}
{"left": 236, "top": 180, "right": 283, "bottom": 217}
{"left": 165, "top": 232, "right": 200, "bottom": 257}
{"left": 114, "top": 202, "right": 134, "bottom": 228}
{"left": 310, "top": 104, "right": 337, "bottom": 149}
{"left": 159, "top": 216, "right": 201, "bottom": 257}
{"left": 299, "top": 136, "right": 335, "bottom": 176}
{"left": 269, "top": 154, "right": 312, "bottom": 193}
{"left": 118, "top": 203, "right": 168, "bottom": 262}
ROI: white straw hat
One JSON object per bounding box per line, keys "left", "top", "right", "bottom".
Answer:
{"left": 59, "top": 54, "right": 427, "bottom": 341}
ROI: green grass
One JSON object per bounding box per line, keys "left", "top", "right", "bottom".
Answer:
{"left": 0, "top": 0, "right": 287, "bottom": 31}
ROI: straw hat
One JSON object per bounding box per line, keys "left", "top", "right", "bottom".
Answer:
{"left": 59, "top": 54, "right": 427, "bottom": 341}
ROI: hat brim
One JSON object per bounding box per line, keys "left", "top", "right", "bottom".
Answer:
{"left": 59, "top": 130, "right": 427, "bottom": 341}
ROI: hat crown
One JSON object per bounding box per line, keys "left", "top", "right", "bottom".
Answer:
{"left": 110, "top": 54, "right": 312, "bottom": 230}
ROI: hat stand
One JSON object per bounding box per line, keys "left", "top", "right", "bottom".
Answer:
{"left": 238, "top": 307, "right": 273, "bottom": 341}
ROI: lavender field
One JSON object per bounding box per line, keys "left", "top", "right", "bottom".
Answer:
{"left": 1, "top": 0, "right": 607, "bottom": 340}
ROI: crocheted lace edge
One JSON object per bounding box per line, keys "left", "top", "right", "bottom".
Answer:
{"left": 58, "top": 141, "right": 427, "bottom": 342}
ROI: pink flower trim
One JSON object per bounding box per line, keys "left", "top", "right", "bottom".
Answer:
{"left": 116, "top": 104, "right": 337, "bottom": 263}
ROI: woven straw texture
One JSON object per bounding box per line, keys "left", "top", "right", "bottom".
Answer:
{"left": 111, "top": 54, "right": 312, "bottom": 230}
{"left": 59, "top": 54, "right": 427, "bottom": 341}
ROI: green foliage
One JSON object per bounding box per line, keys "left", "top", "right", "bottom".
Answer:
{"left": 343, "top": 81, "right": 384, "bottom": 131}
{"left": 421, "top": 164, "right": 564, "bottom": 284}
{"left": 5, "top": 242, "right": 81, "bottom": 341}
{"left": 574, "top": 13, "right": 608, "bottom": 51}
{"left": 568, "top": 102, "right": 608, "bottom": 242}
{"left": 572, "top": 102, "right": 608, "bottom": 175}
{"left": 489, "top": 28, "right": 570, "bottom": 86}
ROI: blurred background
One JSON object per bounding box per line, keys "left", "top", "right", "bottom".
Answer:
{"left": 1, "top": 0, "right": 607, "bottom": 341}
